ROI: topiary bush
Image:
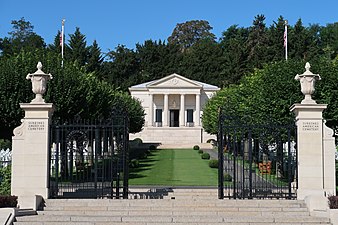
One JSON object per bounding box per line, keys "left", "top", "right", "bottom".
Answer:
{"left": 328, "top": 195, "right": 338, "bottom": 209}
{"left": 193, "top": 145, "right": 200, "bottom": 150}
{"left": 198, "top": 149, "right": 203, "bottom": 154}
{"left": 201, "top": 152, "right": 210, "bottom": 160}
{"left": 224, "top": 173, "right": 232, "bottom": 182}
{"left": 133, "top": 138, "right": 143, "bottom": 145}
{"left": 149, "top": 145, "right": 156, "bottom": 150}
{"left": 0, "top": 195, "right": 17, "bottom": 208}
{"left": 129, "top": 159, "right": 140, "bottom": 168}
{"left": 208, "top": 159, "right": 218, "bottom": 168}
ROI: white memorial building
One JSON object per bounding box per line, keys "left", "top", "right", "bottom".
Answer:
{"left": 129, "top": 73, "right": 219, "bottom": 145}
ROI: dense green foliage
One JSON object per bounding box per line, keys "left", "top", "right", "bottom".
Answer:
{"left": 1, "top": 16, "right": 338, "bottom": 140}
{"left": 201, "top": 152, "right": 211, "bottom": 160}
{"left": 0, "top": 49, "right": 144, "bottom": 139}
{"left": 202, "top": 58, "right": 338, "bottom": 134}
{"left": 208, "top": 159, "right": 219, "bottom": 168}
{"left": 0, "top": 166, "right": 11, "bottom": 195}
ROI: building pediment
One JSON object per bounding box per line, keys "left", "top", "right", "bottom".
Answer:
{"left": 147, "top": 74, "right": 202, "bottom": 89}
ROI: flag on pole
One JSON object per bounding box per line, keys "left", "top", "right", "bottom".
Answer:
{"left": 283, "top": 27, "right": 287, "bottom": 47}
{"left": 284, "top": 20, "right": 288, "bottom": 60}
{"left": 59, "top": 32, "right": 63, "bottom": 47}
{"left": 61, "top": 19, "right": 65, "bottom": 67}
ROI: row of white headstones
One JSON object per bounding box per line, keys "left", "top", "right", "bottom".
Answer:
{"left": 0, "top": 149, "right": 12, "bottom": 167}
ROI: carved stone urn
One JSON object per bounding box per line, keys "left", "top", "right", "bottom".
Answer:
{"left": 26, "top": 62, "right": 53, "bottom": 103}
{"left": 294, "top": 62, "right": 321, "bottom": 104}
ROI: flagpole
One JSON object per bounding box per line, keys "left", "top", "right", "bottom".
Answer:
{"left": 284, "top": 20, "right": 288, "bottom": 60}
{"left": 61, "top": 19, "right": 65, "bottom": 67}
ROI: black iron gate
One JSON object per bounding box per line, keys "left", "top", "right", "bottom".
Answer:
{"left": 218, "top": 113, "right": 297, "bottom": 199}
{"left": 49, "top": 115, "right": 129, "bottom": 199}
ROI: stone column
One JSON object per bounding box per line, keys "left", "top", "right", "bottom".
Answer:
{"left": 163, "top": 94, "right": 169, "bottom": 126}
{"left": 11, "top": 62, "right": 54, "bottom": 210}
{"left": 195, "top": 93, "right": 201, "bottom": 126}
{"left": 290, "top": 62, "right": 336, "bottom": 207}
{"left": 290, "top": 104, "right": 327, "bottom": 199}
{"left": 179, "top": 94, "right": 185, "bottom": 127}
{"left": 148, "top": 94, "right": 153, "bottom": 127}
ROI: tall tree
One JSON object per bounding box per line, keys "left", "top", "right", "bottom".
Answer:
{"left": 87, "top": 40, "right": 103, "bottom": 74}
{"left": 246, "top": 15, "right": 269, "bottom": 69}
{"left": 180, "top": 39, "right": 223, "bottom": 86}
{"left": 320, "top": 22, "right": 338, "bottom": 59}
{"left": 266, "top": 16, "right": 286, "bottom": 62}
{"left": 103, "top": 45, "right": 139, "bottom": 90}
{"left": 47, "top": 31, "right": 62, "bottom": 54}
{"left": 67, "top": 27, "right": 89, "bottom": 66}
{"left": 168, "top": 20, "right": 216, "bottom": 51}
{"left": 0, "top": 17, "right": 45, "bottom": 57}
{"left": 220, "top": 25, "right": 249, "bottom": 86}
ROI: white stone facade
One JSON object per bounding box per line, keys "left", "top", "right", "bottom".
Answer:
{"left": 129, "top": 74, "right": 219, "bottom": 145}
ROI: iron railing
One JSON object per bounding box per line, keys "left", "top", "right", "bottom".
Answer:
{"left": 218, "top": 113, "right": 297, "bottom": 199}
{"left": 49, "top": 115, "right": 129, "bottom": 199}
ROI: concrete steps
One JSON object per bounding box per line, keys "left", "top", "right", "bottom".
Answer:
{"left": 14, "top": 189, "right": 332, "bottom": 225}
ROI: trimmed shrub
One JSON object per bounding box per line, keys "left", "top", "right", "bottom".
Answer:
{"left": 129, "top": 159, "right": 140, "bottom": 168}
{"left": 201, "top": 152, "right": 210, "bottom": 160}
{"left": 193, "top": 145, "right": 200, "bottom": 150}
{"left": 149, "top": 145, "right": 156, "bottom": 150}
{"left": 224, "top": 173, "right": 232, "bottom": 182}
{"left": 208, "top": 159, "right": 218, "bottom": 168}
{"left": 328, "top": 195, "right": 338, "bottom": 209}
{"left": 0, "top": 195, "right": 17, "bottom": 208}
{"left": 133, "top": 138, "right": 143, "bottom": 145}
{"left": 0, "top": 139, "right": 11, "bottom": 150}
{"left": 139, "top": 153, "right": 148, "bottom": 159}
{"left": 198, "top": 149, "right": 203, "bottom": 154}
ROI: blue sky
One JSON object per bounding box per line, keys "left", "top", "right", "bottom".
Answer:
{"left": 1, "top": 0, "right": 337, "bottom": 53}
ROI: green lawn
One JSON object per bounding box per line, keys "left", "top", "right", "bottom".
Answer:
{"left": 129, "top": 149, "right": 218, "bottom": 186}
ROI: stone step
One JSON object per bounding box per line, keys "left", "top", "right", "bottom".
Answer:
{"left": 13, "top": 194, "right": 332, "bottom": 225}
{"left": 42, "top": 200, "right": 308, "bottom": 211}
{"left": 15, "top": 214, "right": 330, "bottom": 223}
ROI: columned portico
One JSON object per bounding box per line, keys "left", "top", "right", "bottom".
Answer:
{"left": 129, "top": 73, "right": 219, "bottom": 144}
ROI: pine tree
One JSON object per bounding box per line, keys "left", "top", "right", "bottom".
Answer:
{"left": 87, "top": 40, "right": 103, "bottom": 74}
{"left": 67, "top": 27, "right": 89, "bottom": 66}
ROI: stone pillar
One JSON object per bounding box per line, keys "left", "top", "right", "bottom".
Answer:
{"left": 179, "top": 94, "right": 185, "bottom": 127}
{"left": 291, "top": 62, "right": 336, "bottom": 205}
{"left": 11, "top": 62, "right": 54, "bottom": 210}
{"left": 290, "top": 104, "right": 327, "bottom": 199}
{"left": 148, "top": 94, "right": 153, "bottom": 127}
{"left": 195, "top": 93, "right": 201, "bottom": 126}
{"left": 163, "top": 94, "right": 169, "bottom": 126}
{"left": 323, "top": 123, "right": 336, "bottom": 196}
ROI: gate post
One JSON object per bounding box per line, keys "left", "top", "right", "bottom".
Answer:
{"left": 290, "top": 63, "right": 336, "bottom": 208}
{"left": 11, "top": 62, "right": 54, "bottom": 209}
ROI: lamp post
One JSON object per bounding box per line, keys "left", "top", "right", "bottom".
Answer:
{"left": 26, "top": 62, "right": 53, "bottom": 103}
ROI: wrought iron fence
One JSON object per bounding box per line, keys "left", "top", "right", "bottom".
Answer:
{"left": 218, "top": 113, "right": 297, "bottom": 199}
{"left": 49, "top": 115, "right": 129, "bottom": 199}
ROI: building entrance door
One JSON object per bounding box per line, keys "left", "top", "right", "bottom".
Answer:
{"left": 170, "top": 110, "right": 179, "bottom": 127}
